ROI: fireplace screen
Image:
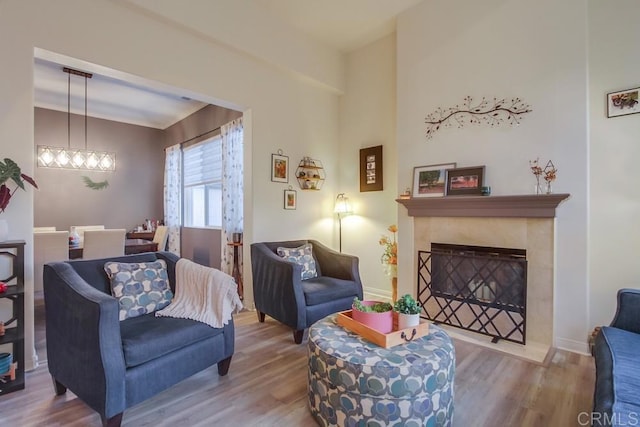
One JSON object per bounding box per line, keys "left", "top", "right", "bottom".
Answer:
{"left": 418, "top": 243, "right": 527, "bottom": 344}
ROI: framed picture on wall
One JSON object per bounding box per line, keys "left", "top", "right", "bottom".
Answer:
{"left": 607, "top": 87, "right": 640, "bottom": 118}
{"left": 445, "top": 166, "right": 485, "bottom": 196}
{"left": 271, "top": 152, "right": 289, "bottom": 183}
{"left": 284, "top": 189, "right": 297, "bottom": 210}
{"left": 359, "top": 145, "right": 383, "bottom": 192}
{"left": 412, "top": 163, "right": 456, "bottom": 198}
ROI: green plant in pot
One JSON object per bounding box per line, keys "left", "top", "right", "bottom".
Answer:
{"left": 352, "top": 297, "right": 393, "bottom": 333}
{"left": 0, "top": 158, "right": 38, "bottom": 242}
{"left": 394, "top": 294, "right": 422, "bottom": 329}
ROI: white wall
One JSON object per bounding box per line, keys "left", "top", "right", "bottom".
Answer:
{"left": 339, "top": 34, "right": 398, "bottom": 299}
{"left": 588, "top": 0, "right": 640, "bottom": 327}
{"left": 0, "top": 0, "right": 343, "bottom": 369}
{"left": 396, "top": 0, "right": 590, "bottom": 352}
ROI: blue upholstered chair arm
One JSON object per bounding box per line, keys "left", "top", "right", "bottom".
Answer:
{"left": 610, "top": 288, "right": 640, "bottom": 334}
{"left": 43, "top": 262, "right": 126, "bottom": 419}
{"left": 310, "top": 240, "right": 363, "bottom": 290}
{"left": 251, "top": 243, "right": 306, "bottom": 329}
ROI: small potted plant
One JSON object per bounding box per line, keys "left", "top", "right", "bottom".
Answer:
{"left": 352, "top": 297, "right": 393, "bottom": 333}
{"left": 394, "top": 294, "right": 422, "bottom": 330}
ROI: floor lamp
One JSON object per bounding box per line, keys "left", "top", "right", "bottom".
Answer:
{"left": 334, "top": 193, "right": 352, "bottom": 252}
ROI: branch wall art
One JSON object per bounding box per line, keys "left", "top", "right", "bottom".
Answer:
{"left": 425, "top": 96, "right": 532, "bottom": 140}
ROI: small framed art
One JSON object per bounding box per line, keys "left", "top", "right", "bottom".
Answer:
{"left": 284, "top": 189, "right": 297, "bottom": 210}
{"left": 271, "top": 152, "right": 289, "bottom": 183}
{"left": 412, "top": 163, "right": 456, "bottom": 198}
{"left": 360, "top": 145, "right": 383, "bottom": 192}
{"left": 607, "top": 87, "right": 640, "bottom": 118}
{"left": 446, "top": 166, "right": 485, "bottom": 196}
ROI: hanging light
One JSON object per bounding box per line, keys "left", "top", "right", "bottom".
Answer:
{"left": 37, "top": 67, "right": 116, "bottom": 171}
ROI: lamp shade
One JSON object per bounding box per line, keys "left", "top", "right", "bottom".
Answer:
{"left": 334, "top": 193, "right": 352, "bottom": 215}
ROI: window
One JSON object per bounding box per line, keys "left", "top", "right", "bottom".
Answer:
{"left": 183, "top": 136, "right": 222, "bottom": 228}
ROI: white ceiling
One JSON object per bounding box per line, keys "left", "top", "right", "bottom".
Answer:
{"left": 33, "top": 1, "right": 421, "bottom": 129}
{"left": 254, "top": 0, "right": 423, "bottom": 52}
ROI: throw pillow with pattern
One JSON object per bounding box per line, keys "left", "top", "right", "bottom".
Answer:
{"left": 104, "top": 259, "right": 173, "bottom": 321}
{"left": 277, "top": 243, "right": 318, "bottom": 280}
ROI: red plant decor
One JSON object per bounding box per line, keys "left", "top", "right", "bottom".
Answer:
{"left": 0, "top": 158, "right": 38, "bottom": 212}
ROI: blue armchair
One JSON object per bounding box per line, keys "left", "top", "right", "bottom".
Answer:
{"left": 251, "top": 239, "right": 363, "bottom": 343}
{"left": 593, "top": 288, "right": 640, "bottom": 427}
{"left": 43, "top": 252, "right": 235, "bottom": 427}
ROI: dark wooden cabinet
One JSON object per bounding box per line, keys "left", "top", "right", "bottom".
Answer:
{"left": 0, "top": 240, "right": 25, "bottom": 395}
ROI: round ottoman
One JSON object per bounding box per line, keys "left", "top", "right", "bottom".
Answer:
{"left": 308, "top": 315, "right": 455, "bottom": 427}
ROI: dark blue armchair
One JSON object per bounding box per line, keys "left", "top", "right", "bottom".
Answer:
{"left": 250, "top": 239, "right": 363, "bottom": 343}
{"left": 43, "top": 252, "right": 235, "bottom": 427}
{"left": 593, "top": 288, "right": 640, "bottom": 427}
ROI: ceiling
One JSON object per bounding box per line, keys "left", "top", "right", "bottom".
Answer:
{"left": 33, "top": 1, "right": 422, "bottom": 129}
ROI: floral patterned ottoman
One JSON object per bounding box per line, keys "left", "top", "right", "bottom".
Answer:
{"left": 308, "top": 315, "right": 455, "bottom": 427}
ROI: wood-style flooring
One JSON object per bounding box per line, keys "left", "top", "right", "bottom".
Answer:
{"left": 1, "top": 304, "right": 595, "bottom": 427}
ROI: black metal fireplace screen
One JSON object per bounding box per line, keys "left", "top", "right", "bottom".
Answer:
{"left": 418, "top": 243, "right": 527, "bottom": 344}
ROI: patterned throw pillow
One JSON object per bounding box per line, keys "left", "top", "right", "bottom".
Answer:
{"left": 104, "top": 260, "right": 173, "bottom": 321}
{"left": 277, "top": 243, "right": 318, "bottom": 280}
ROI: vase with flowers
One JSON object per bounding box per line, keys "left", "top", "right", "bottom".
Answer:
{"left": 379, "top": 224, "right": 398, "bottom": 301}
{"left": 529, "top": 158, "right": 543, "bottom": 195}
{"left": 0, "top": 158, "right": 38, "bottom": 241}
{"left": 543, "top": 160, "right": 557, "bottom": 194}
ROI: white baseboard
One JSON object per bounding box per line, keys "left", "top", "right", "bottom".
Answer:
{"left": 363, "top": 287, "right": 392, "bottom": 302}
{"left": 555, "top": 337, "right": 590, "bottom": 355}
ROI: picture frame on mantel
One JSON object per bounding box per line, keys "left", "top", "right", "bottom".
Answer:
{"left": 412, "top": 163, "right": 456, "bottom": 198}
{"left": 360, "top": 145, "right": 383, "bottom": 192}
{"left": 607, "top": 87, "right": 640, "bottom": 118}
{"left": 445, "top": 166, "right": 485, "bottom": 196}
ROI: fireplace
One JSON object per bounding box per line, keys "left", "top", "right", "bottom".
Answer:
{"left": 419, "top": 243, "right": 527, "bottom": 344}
{"left": 397, "top": 194, "right": 570, "bottom": 362}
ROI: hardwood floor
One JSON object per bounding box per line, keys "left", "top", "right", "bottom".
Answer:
{"left": 1, "top": 309, "right": 595, "bottom": 426}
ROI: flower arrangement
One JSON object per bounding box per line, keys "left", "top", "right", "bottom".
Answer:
{"left": 379, "top": 224, "right": 398, "bottom": 277}
{"left": 379, "top": 224, "right": 397, "bottom": 265}
{"left": 543, "top": 160, "right": 557, "bottom": 183}
{"left": 0, "top": 158, "right": 38, "bottom": 212}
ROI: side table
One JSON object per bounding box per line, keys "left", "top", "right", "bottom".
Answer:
{"left": 308, "top": 315, "right": 455, "bottom": 426}
{"left": 227, "top": 242, "right": 243, "bottom": 300}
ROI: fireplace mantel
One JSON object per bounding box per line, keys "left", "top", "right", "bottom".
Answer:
{"left": 396, "top": 194, "right": 570, "bottom": 218}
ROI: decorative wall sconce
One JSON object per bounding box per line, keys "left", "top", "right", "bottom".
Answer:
{"left": 37, "top": 67, "right": 116, "bottom": 171}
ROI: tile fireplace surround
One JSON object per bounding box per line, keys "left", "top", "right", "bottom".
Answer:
{"left": 398, "top": 194, "right": 570, "bottom": 363}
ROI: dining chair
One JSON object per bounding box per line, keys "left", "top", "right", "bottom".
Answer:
{"left": 34, "top": 231, "right": 69, "bottom": 292}
{"left": 71, "top": 225, "right": 105, "bottom": 244}
{"left": 34, "top": 226, "right": 57, "bottom": 233}
{"left": 82, "top": 229, "right": 126, "bottom": 259}
{"left": 153, "top": 226, "right": 169, "bottom": 251}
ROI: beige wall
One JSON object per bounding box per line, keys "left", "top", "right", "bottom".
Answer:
{"left": 338, "top": 34, "right": 398, "bottom": 300}
{"left": 34, "top": 108, "right": 164, "bottom": 231}
{"left": 588, "top": 0, "right": 640, "bottom": 328}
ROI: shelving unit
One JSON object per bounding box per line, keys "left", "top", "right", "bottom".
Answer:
{"left": 0, "top": 240, "right": 25, "bottom": 396}
{"left": 295, "top": 157, "right": 325, "bottom": 190}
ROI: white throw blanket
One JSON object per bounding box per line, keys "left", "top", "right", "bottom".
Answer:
{"left": 155, "top": 258, "right": 243, "bottom": 328}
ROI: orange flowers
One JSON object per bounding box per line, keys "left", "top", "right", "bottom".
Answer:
{"left": 379, "top": 225, "right": 398, "bottom": 266}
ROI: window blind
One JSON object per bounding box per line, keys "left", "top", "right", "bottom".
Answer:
{"left": 183, "top": 137, "right": 222, "bottom": 186}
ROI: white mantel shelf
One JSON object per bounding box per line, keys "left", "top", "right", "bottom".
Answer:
{"left": 396, "top": 194, "right": 571, "bottom": 218}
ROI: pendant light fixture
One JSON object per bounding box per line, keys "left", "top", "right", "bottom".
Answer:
{"left": 37, "top": 67, "right": 116, "bottom": 171}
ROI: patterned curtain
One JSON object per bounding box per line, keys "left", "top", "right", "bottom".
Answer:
{"left": 220, "top": 117, "right": 244, "bottom": 275}
{"left": 164, "top": 144, "right": 182, "bottom": 255}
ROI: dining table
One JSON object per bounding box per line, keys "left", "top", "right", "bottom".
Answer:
{"left": 69, "top": 238, "right": 158, "bottom": 260}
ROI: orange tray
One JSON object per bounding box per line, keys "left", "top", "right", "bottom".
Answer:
{"left": 336, "top": 310, "right": 430, "bottom": 348}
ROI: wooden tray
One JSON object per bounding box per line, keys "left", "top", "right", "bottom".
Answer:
{"left": 336, "top": 310, "right": 430, "bottom": 348}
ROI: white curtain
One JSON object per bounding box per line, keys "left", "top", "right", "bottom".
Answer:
{"left": 164, "top": 144, "right": 182, "bottom": 255}
{"left": 220, "top": 117, "right": 244, "bottom": 275}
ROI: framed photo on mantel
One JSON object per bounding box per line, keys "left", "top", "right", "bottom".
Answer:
{"left": 445, "top": 166, "right": 485, "bottom": 196}
{"left": 360, "top": 145, "right": 383, "bottom": 192}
